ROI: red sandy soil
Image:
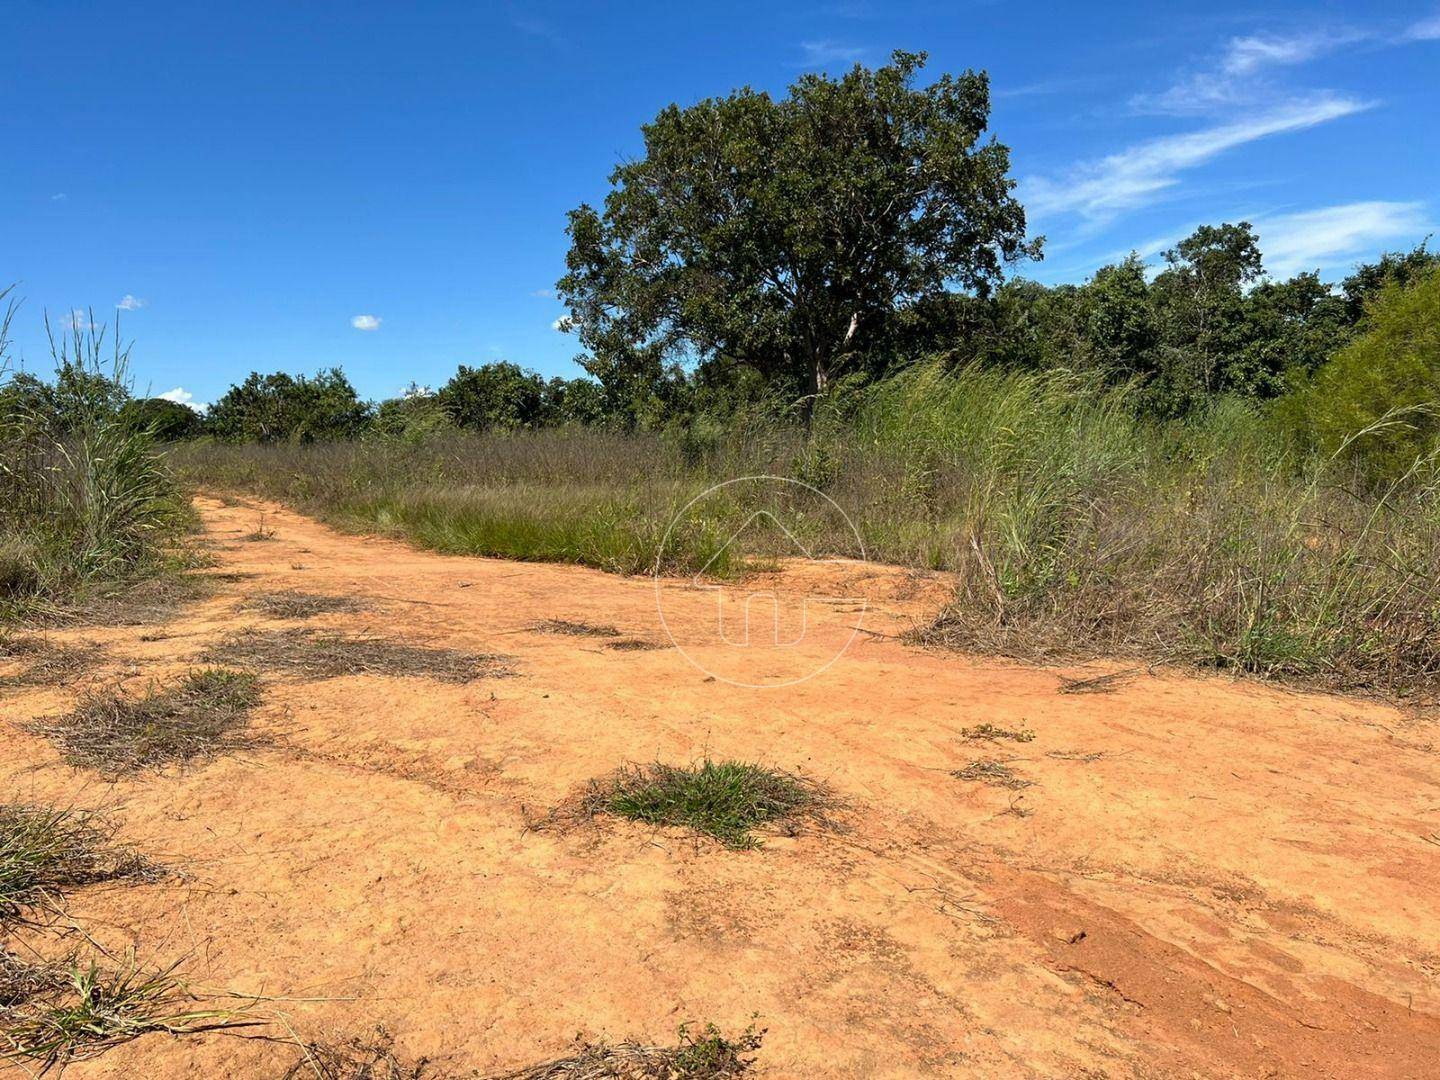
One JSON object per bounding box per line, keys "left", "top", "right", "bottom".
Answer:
{"left": 2, "top": 495, "right": 1437, "bottom": 1078}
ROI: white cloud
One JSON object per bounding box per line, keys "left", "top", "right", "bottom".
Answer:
{"left": 350, "top": 314, "right": 382, "bottom": 331}
{"left": 1407, "top": 13, "right": 1440, "bottom": 40}
{"left": 1133, "top": 29, "right": 1365, "bottom": 115}
{"left": 1221, "top": 32, "right": 1350, "bottom": 75}
{"left": 530, "top": 288, "right": 555, "bottom": 299}
{"left": 50, "top": 193, "right": 67, "bottom": 202}
{"left": 1023, "top": 96, "right": 1370, "bottom": 223}
{"left": 116, "top": 294, "right": 147, "bottom": 311}
{"left": 158, "top": 386, "right": 207, "bottom": 413}
{"left": 1254, "top": 200, "right": 1432, "bottom": 279}
{"left": 551, "top": 316, "right": 573, "bottom": 332}
{"left": 59, "top": 309, "right": 95, "bottom": 332}
{"left": 799, "top": 40, "right": 866, "bottom": 67}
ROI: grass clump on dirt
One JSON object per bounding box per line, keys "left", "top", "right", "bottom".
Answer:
{"left": 583, "top": 760, "right": 828, "bottom": 850}
{"left": 26, "top": 669, "right": 261, "bottom": 774}
{"left": 604, "top": 638, "right": 665, "bottom": 651}
{"left": 959, "top": 723, "right": 1034, "bottom": 743}
{"left": 534, "top": 618, "right": 620, "bottom": 637}
{"left": 952, "top": 760, "right": 1032, "bottom": 790}
{"left": 0, "top": 805, "right": 154, "bottom": 924}
{"left": 201, "top": 627, "right": 512, "bottom": 683}
{"left": 241, "top": 590, "right": 370, "bottom": 620}
{"left": 494, "top": 1022, "right": 763, "bottom": 1079}
{"left": 0, "top": 955, "right": 254, "bottom": 1073}
{"left": 0, "top": 636, "right": 105, "bottom": 688}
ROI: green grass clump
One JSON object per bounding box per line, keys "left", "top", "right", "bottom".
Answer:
{"left": 586, "top": 760, "right": 827, "bottom": 849}
{"left": 0, "top": 956, "right": 254, "bottom": 1072}
{"left": 26, "top": 668, "right": 261, "bottom": 774}
{"left": 0, "top": 805, "right": 152, "bottom": 924}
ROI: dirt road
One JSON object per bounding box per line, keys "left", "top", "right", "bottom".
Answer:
{"left": 3, "top": 495, "right": 1438, "bottom": 1078}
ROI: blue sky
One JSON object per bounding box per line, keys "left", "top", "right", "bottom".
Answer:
{"left": 4, "top": 1, "right": 1438, "bottom": 409}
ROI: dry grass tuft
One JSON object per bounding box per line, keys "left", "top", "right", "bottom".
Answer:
{"left": 201, "top": 627, "right": 512, "bottom": 683}
{"left": 577, "top": 760, "right": 831, "bottom": 850}
{"left": 604, "top": 639, "right": 665, "bottom": 652}
{"left": 46, "top": 573, "right": 216, "bottom": 629}
{"left": 1058, "top": 670, "right": 1137, "bottom": 695}
{"left": 0, "top": 805, "right": 157, "bottom": 925}
{"left": 952, "top": 759, "right": 1033, "bottom": 789}
{"left": 959, "top": 723, "right": 1034, "bottom": 743}
{"left": 240, "top": 590, "right": 371, "bottom": 620}
{"left": 0, "top": 951, "right": 70, "bottom": 1010}
{"left": 533, "top": 619, "right": 621, "bottom": 638}
{"left": 0, "top": 954, "right": 257, "bottom": 1072}
{"left": 492, "top": 1023, "right": 763, "bottom": 1079}
{"left": 281, "top": 1026, "right": 428, "bottom": 1080}
{"left": 0, "top": 636, "right": 106, "bottom": 688}
{"left": 26, "top": 669, "right": 262, "bottom": 774}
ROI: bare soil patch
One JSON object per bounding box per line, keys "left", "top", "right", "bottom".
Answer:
{"left": 0, "top": 494, "right": 1435, "bottom": 1078}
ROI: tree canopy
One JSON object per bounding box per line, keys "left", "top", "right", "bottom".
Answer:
{"left": 558, "top": 50, "right": 1039, "bottom": 410}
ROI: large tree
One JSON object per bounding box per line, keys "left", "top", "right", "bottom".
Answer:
{"left": 558, "top": 51, "right": 1040, "bottom": 410}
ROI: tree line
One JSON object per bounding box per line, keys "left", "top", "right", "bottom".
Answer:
{"left": 5, "top": 50, "right": 1437, "bottom": 472}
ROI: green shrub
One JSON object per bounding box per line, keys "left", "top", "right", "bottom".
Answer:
{"left": 1301, "top": 266, "right": 1440, "bottom": 481}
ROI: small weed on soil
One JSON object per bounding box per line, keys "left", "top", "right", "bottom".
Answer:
{"left": 26, "top": 669, "right": 262, "bottom": 775}
{"left": 952, "top": 759, "right": 1033, "bottom": 790}
{"left": 959, "top": 723, "right": 1034, "bottom": 743}
{"left": 241, "top": 590, "right": 370, "bottom": 620}
{"left": 581, "top": 760, "right": 829, "bottom": 850}
{"left": 533, "top": 619, "right": 620, "bottom": 638}
{"left": 0, "top": 955, "right": 255, "bottom": 1073}
{"left": 202, "top": 628, "right": 512, "bottom": 683}
{"left": 493, "top": 1022, "right": 763, "bottom": 1079}
{"left": 245, "top": 516, "right": 277, "bottom": 542}
{"left": 0, "top": 805, "right": 155, "bottom": 924}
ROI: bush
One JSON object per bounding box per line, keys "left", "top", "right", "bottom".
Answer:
{"left": 1298, "top": 266, "right": 1440, "bottom": 481}
{"left": 206, "top": 369, "right": 371, "bottom": 443}
{"left": 118, "top": 397, "right": 203, "bottom": 441}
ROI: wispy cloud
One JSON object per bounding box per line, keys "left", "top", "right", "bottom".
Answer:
{"left": 798, "top": 40, "right": 867, "bottom": 68}
{"left": 350, "top": 314, "right": 382, "bottom": 331}
{"left": 1024, "top": 96, "right": 1370, "bottom": 224}
{"left": 158, "top": 386, "right": 207, "bottom": 412}
{"left": 551, "top": 316, "right": 573, "bottom": 332}
{"left": 1407, "top": 12, "right": 1440, "bottom": 40}
{"left": 116, "top": 294, "right": 147, "bottom": 311}
{"left": 1133, "top": 29, "right": 1364, "bottom": 115}
{"left": 530, "top": 288, "right": 555, "bottom": 299}
{"left": 1255, "top": 200, "right": 1432, "bottom": 279}
{"left": 50, "top": 193, "right": 67, "bottom": 202}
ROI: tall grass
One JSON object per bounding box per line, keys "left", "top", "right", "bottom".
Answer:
{"left": 173, "top": 362, "right": 1440, "bottom": 698}
{"left": 0, "top": 294, "right": 189, "bottom": 615}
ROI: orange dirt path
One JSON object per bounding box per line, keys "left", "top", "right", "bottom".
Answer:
{"left": 2, "top": 495, "right": 1438, "bottom": 1078}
